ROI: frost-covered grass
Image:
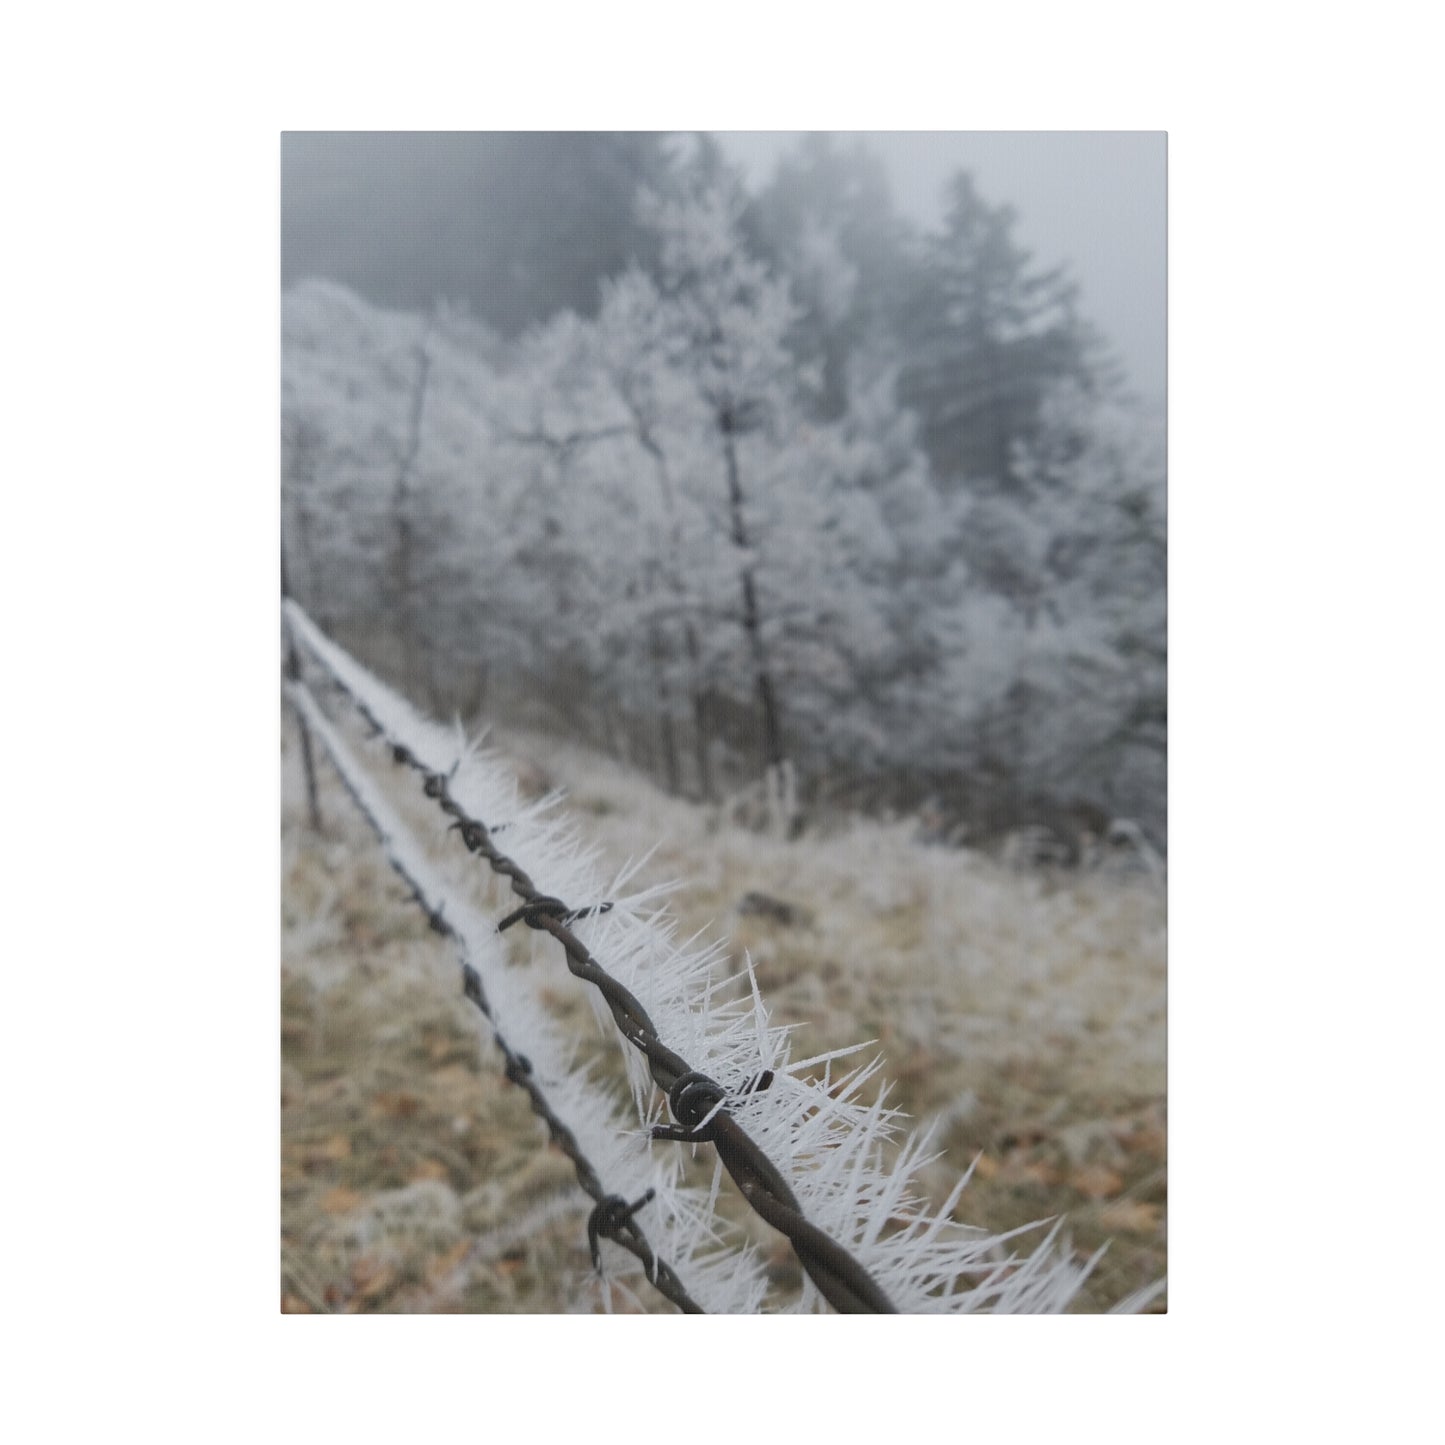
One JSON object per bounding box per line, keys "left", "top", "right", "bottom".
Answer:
{"left": 526, "top": 734, "right": 1167, "bottom": 1309}
{"left": 281, "top": 673, "right": 1165, "bottom": 1313}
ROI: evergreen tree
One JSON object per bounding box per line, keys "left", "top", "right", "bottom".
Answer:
{"left": 280, "top": 141, "right": 1164, "bottom": 850}
{"left": 896, "top": 171, "right": 1104, "bottom": 491}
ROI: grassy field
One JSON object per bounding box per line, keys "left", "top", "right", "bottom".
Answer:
{"left": 281, "top": 711, "right": 1166, "bottom": 1314}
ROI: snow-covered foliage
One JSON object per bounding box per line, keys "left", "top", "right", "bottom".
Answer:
{"left": 940, "top": 382, "right": 1167, "bottom": 827}
{"left": 486, "top": 174, "right": 961, "bottom": 791}
{"left": 287, "top": 602, "right": 1151, "bottom": 1313}
{"left": 282, "top": 282, "right": 517, "bottom": 709}
{"left": 280, "top": 141, "right": 1165, "bottom": 848}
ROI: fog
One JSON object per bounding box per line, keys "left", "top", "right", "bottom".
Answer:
{"left": 282, "top": 130, "right": 1166, "bottom": 850}
{"left": 717, "top": 131, "right": 1165, "bottom": 399}
{"left": 280, "top": 134, "right": 1169, "bottom": 1312}
{"left": 282, "top": 131, "right": 1164, "bottom": 397}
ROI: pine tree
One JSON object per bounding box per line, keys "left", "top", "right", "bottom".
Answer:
{"left": 896, "top": 171, "right": 1102, "bottom": 492}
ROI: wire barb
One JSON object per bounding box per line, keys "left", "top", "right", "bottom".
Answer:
{"left": 588, "top": 1189, "right": 658, "bottom": 1273}
{"left": 497, "top": 897, "right": 615, "bottom": 932}
{"left": 283, "top": 599, "right": 1125, "bottom": 1317}
{"left": 287, "top": 678, "right": 706, "bottom": 1316}
{"left": 289, "top": 638, "right": 901, "bottom": 1313}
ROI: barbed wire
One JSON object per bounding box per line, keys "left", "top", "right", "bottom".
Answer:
{"left": 287, "top": 680, "right": 705, "bottom": 1314}
{"left": 287, "top": 617, "right": 898, "bottom": 1313}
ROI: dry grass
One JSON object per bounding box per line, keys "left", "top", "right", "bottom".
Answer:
{"left": 281, "top": 712, "right": 1166, "bottom": 1313}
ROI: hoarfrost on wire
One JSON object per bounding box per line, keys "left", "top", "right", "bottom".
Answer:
{"left": 288, "top": 602, "right": 1143, "bottom": 1313}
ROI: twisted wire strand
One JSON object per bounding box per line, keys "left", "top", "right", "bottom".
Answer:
{"left": 288, "top": 680, "right": 705, "bottom": 1314}
{"left": 285, "top": 606, "right": 897, "bottom": 1313}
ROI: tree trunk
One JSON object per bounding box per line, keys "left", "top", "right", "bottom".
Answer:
{"left": 686, "top": 618, "right": 713, "bottom": 802}
{"left": 721, "top": 421, "right": 785, "bottom": 774}
{"left": 391, "top": 339, "right": 430, "bottom": 697}
{"left": 647, "top": 623, "right": 681, "bottom": 794}
{"left": 617, "top": 388, "right": 716, "bottom": 800}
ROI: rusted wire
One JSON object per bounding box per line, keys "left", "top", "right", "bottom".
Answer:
{"left": 292, "top": 639, "right": 898, "bottom": 1313}
{"left": 287, "top": 680, "right": 704, "bottom": 1314}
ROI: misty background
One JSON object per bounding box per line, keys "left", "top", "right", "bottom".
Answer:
{"left": 281, "top": 131, "right": 1166, "bottom": 852}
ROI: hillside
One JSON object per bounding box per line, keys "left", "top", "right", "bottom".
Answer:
{"left": 281, "top": 708, "right": 1165, "bottom": 1313}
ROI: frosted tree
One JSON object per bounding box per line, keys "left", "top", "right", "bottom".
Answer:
{"left": 477, "top": 307, "right": 685, "bottom": 770}
{"left": 281, "top": 280, "right": 508, "bottom": 714}
{"left": 1015, "top": 382, "right": 1166, "bottom": 832}
{"left": 896, "top": 171, "right": 1105, "bottom": 492}
{"left": 935, "top": 381, "right": 1166, "bottom": 842}
{"left": 589, "top": 269, "right": 720, "bottom": 795}
{"left": 487, "top": 168, "right": 928, "bottom": 816}
{"left": 621, "top": 170, "right": 938, "bottom": 812}
{"left": 282, "top": 280, "right": 413, "bottom": 633}
{"left": 748, "top": 133, "right": 912, "bottom": 420}
{"left": 280, "top": 409, "right": 328, "bottom": 622}
{"left": 383, "top": 328, "right": 431, "bottom": 698}
{"left": 634, "top": 176, "right": 801, "bottom": 781}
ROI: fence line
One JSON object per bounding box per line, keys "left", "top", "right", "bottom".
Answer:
{"left": 284, "top": 600, "right": 1125, "bottom": 1313}
{"left": 287, "top": 609, "right": 896, "bottom": 1311}
{"left": 396, "top": 738, "right": 893, "bottom": 1313}
{"left": 288, "top": 680, "right": 732, "bottom": 1313}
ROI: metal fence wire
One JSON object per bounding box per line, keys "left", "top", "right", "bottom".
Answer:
{"left": 289, "top": 682, "right": 706, "bottom": 1313}
{"left": 283, "top": 599, "right": 1143, "bottom": 1315}
{"left": 286, "top": 634, "right": 897, "bottom": 1312}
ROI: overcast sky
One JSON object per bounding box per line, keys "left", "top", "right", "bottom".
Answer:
{"left": 716, "top": 131, "right": 1166, "bottom": 400}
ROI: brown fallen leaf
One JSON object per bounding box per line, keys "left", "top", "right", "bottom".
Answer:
{"left": 1016, "top": 1159, "right": 1063, "bottom": 1188}
{"left": 311, "top": 1133, "right": 352, "bottom": 1162}
{"left": 319, "top": 1186, "right": 363, "bottom": 1215}
{"left": 1099, "top": 1199, "right": 1163, "bottom": 1234}
{"left": 409, "top": 1158, "right": 449, "bottom": 1183}
{"left": 351, "top": 1256, "right": 396, "bottom": 1300}
{"left": 431, "top": 1063, "right": 480, "bottom": 1088}
{"left": 1068, "top": 1164, "right": 1125, "bottom": 1199}
{"left": 370, "top": 1091, "right": 423, "bottom": 1119}
{"left": 1120, "top": 1125, "right": 1168, "bottom": 1159}
{"left": 281, "top": 1292, "right": 312, "bottom": 1314}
